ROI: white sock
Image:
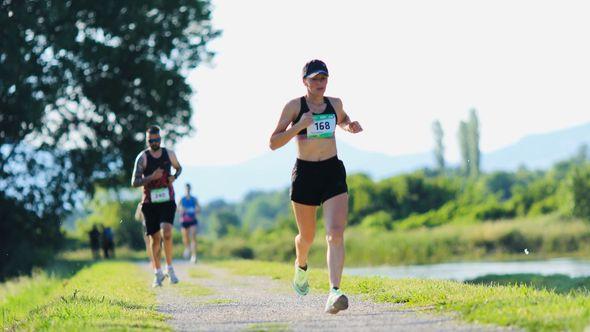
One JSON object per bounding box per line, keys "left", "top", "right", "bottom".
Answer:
{"left": 166, "top": 264, "right": 173, "bottom": 271}
{"left": 155, "top": 268, "right": 162, "bottom": 274}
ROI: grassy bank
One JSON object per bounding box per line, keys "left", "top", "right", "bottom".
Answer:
{"left": 0, "top": 259, "right": 92, "bottom": 328}
{"left": 1, "top": 261, "right": 168, "bottom": 331}
{"left": 215, "top": 260, "right": 590, "bottom": 331}
{"left": 211, "top": 214, "right": 590, "bottom": 266}
{"left": 342, "top": 215, "right": 590, "bottom": 265}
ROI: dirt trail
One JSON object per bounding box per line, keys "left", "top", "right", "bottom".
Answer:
{"left": 144, "top": 262, "right": 517, "bottom": 332}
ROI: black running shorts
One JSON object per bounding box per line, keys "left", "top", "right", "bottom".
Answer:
{"left": 181, "top": 219, "right": 198, "bottom": 229}
{"left": 290, "top": 156, "right": 348, "bottom": 206}
{"left": 141, "top": 201, "right": 176, "bottom": 235}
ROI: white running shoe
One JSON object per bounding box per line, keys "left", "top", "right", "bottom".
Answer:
{"left": 324, "top": 288, "right": 349, "bottom": 314}
{"left": 152, "top": 271, "right": 165, "bottom": 288}
{"left": 190, "top": 255, "right": 197, "bottom": 264}
{"left": 166, "top": 267, "right": 179, "bottom": 284}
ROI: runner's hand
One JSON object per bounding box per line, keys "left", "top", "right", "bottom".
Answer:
{"left": 346, "top": 121, "right": 363, "bottom": 133}
{"left": 298, "top": 111, "right": 314, "bottom": 128}
{"left": 149, "top": 168, "right": 164, "bottom": 181}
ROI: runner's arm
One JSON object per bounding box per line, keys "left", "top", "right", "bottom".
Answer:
{"left": 269, "top": 100, "right": 304, "bottom": 150}
{"left": 168, "top": 150, "right": 182, "bottom": 181}
{"left": 131, "top": 153, "right": 150, "bottom": 187}
{"left": 134, "top": 202, "right": 144, "bottom": 222}
{"left": 332, "top": 98, "right": 350, "bottom": 128}
{"left": 333, "top": 98, "right": 363, "bottom": 134}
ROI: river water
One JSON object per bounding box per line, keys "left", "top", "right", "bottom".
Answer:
{"left": 344, "top": 258, "right": 590, "bottom": 281}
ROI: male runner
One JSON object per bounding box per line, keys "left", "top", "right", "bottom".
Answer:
{"left": 131, "top": 125, "right": 182, "bottom": 287}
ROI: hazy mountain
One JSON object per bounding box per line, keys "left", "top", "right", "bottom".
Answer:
{"left": 482, "top": 122, "right": 590, "bottom": 171}
{"left": 181, "top": 122, "right": 590, "bottom": 203}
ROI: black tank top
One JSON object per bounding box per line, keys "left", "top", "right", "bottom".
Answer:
{"left": 293, "top": 96, "right": 338, "bottom": 136}
{"left": 142, "top": 148, "right": 175, "bottom": 203}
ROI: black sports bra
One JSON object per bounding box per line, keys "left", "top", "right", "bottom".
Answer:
{"left": 293, "top": 96, "right": 338, "bottom": 136}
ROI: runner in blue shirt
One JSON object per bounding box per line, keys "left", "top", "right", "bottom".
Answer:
{"left": 178, "top": 183, "right": 201, "bottom": 263}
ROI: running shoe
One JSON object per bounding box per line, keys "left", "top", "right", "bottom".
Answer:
{"left": 292, "top": 265, "right": 309, "bottom": 296}
{"left": 166, "top": 267, "right": 179, "bottom": 284}
{"left": 324, "top": 288, "right": 349, "bottom": 314}
{"left": 152, "top": 271, "right": 165, "bottom": 288}
{"left": 183, "top": 248, "right": 190, "bottom": 259}
{"left": 190, "top": 254, "right": 197, "bottom": 264}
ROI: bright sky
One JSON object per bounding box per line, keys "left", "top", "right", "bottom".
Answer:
{"left": 176, "top": 0, "right": 590, "bottom": 166}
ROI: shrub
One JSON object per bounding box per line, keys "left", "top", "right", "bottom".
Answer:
{"left": 360, "top": 211, "right": 393, "bottom": 230}
{"left": 567, "top": 165, "right": 590, "bottom": 219}
{"left": 211, "top": 238, "right": 254, "bottom": 259}
{"left": 474, "top": 201, "right": 516, "bottom": 220}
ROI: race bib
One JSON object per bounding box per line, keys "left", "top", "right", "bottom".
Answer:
{"left": 150, "top": 188, "right": 171, "bottom": 203}
{"left": 307, "top": 114, "right": 336, "bottom": 139}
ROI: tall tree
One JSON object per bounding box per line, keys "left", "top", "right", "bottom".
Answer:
{"left": 0, "top": 0, "right": 219, "bottom": 279}
{"left": 569, "top": 165, "right": 590, "bottom": 220}
{"left": 468, "top": 108, "right": 481, "bottom": 177}
{"left": 575, "top": 143, "right": 589, "bottom": 164}
{"left": 458, "top": 121, "right": 470, "bottom": 175}
{"left": 431, "top": 120, "right": 445, "bottom": 172}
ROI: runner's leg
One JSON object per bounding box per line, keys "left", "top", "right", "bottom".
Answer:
{"left": 189, "top": 225, "right": 197, "bottom": 258}
{"left": 322, "top": 193, "right": 348, "bottom": 288}
{"left": 292, "top": 201, "right": 317, "bottom": 268}
{"left": 144, "top": 233, "right": 153, "bottom": 268}
{"left": 181, "top": 226, "right": 190, "bottom": 258}
{"left": 161, "top": 223, "right": 174, "bottom": 266}
{"left": 150, "top": 231, "right": 162, "bottom": 270}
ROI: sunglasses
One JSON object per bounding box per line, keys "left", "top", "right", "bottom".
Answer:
{"left": 148, "top": 138, "right": 161, "bottom": 143}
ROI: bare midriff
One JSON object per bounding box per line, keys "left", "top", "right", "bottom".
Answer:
{"left": 296, "top": 135, "right": 337, "bottom": 161}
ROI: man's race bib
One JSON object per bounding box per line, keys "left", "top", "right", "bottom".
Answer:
{"left": 307, "top": 114, "right": 336, "bottom": 139}
{"left": 150, "top": 188, "right": 171, "bottom": 203}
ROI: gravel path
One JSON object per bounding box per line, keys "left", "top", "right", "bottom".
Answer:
{"left": 143, "top": 262, "right": 518, "bottom": 332}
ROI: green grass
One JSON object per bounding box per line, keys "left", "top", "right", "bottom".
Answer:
{"left": 215, "top": 260, "right": 590, "bottom": 332}
{"left": 467, "top": 274, "right": 590, "bottom": 294}
{"left": 1, "top": 272, "right": 61, "bottom": 328}
{"left": 1, "top": 259, "right": 93, "bottom": 328}
{"left": 1, "top": 261, "right": 169, "bottom": 331}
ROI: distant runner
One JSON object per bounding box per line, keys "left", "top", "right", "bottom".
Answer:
{"left": 131, "top": 125, "right": 182, "bottom": 287}
{"left": 178, "top": 183, "right": 200, "bottom": 263}
{"left": 269, "top": 60, "right": 363, "bottom": 313}
{"left": 88, "top": 225, "right": 100, "bottom": 259}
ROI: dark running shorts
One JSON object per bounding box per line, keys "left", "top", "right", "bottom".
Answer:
{"left": 141, "top": 201, "right": 176, "bottom": 235}
{"left": 290, "top": 156, "right": 348, "bottom": 206}
{"left": 181, "top": 220, "right": 198, "bottom": 229}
